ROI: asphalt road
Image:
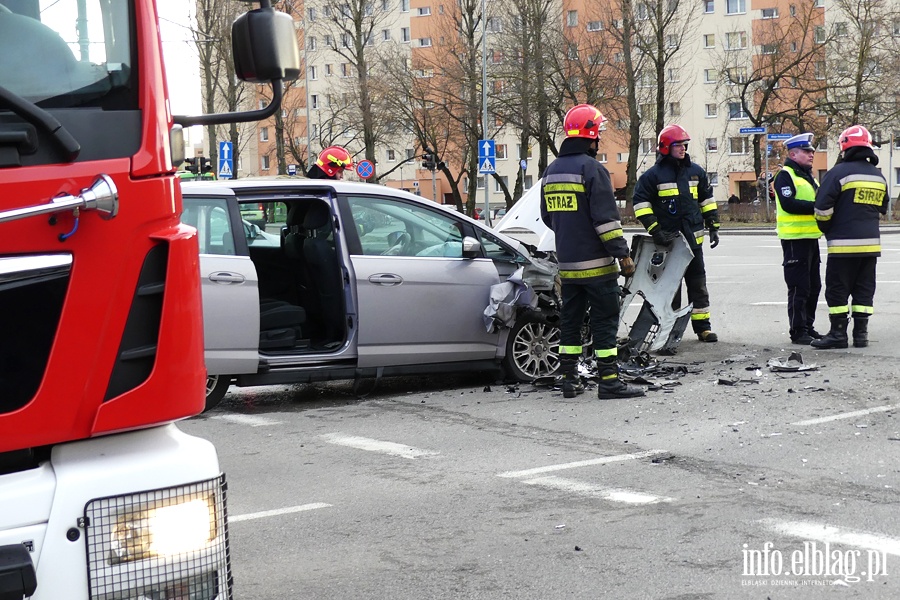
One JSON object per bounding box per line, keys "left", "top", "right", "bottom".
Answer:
{"left": 182, "top": 231, "right": 900, "bottom": 599}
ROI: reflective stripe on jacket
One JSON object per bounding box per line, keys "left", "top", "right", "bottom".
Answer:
{"left": 776, "top": 164, "right": 820, "bottom": 240}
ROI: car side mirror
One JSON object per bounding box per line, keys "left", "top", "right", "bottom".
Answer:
{"left": 462, "top": 236, "right": 481, "bottom": 259}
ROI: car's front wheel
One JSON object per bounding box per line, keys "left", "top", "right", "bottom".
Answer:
{"left": 205, "top": 374, "right": 232, "bottom": 411}
{"left": 503, "top": 317, "right": 561, "bottom": 381}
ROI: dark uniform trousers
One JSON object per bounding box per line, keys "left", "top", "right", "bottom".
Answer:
{"left": 824, "top": 256, "right": 877, "bottom": 317}
{"left": 560, "top": 280, "right": 620, "bottom": 356}
{"left": 671, "top": 248, "right": 711, "bottom": 333}
{"left": 782, "top": 238, "right": 822, "bottom": 335}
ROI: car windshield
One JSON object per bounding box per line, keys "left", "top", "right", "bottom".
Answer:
{"left": 0, "top": 0, "right": 133, "bottom": 107}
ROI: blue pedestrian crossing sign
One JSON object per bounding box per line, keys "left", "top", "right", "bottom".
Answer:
{"left": 478, "top": 139, "right": 496, "bottom": 174}
{"left": 218, "top": 141, "right": 233, "bottom": 180}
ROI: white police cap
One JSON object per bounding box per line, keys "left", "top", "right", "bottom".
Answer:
{"left": 785, "top": 133, "right": 815, "bottom": 150}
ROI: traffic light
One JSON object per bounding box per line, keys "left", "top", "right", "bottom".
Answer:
{"left": 422, "top": 153, "right": 436, "bottom": 170}
{"left": 198, "top": 156, "right": 213, "bottom": 175}
{"left": 184, "top": 157, "right": 198, "bottom": 174}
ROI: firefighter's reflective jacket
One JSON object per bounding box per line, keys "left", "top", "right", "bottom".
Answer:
{"left": 814, "top": 147, "right": 888, "bottom": 257}
{"left": 539, "top": 152, "right": 629, "bottom": 283}
{"left": 631, "top": 153, "right": 718, "bottom": 248}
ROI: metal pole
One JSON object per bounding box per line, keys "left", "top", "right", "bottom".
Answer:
{"left": 481, "top": 0, "right": 491, "bottom": 227}
{"left": 304, "top": 30, "right": 313, "bottom": 175}
{"left": 431, "top": 167, "right": 437, "bottom": 202}
{"left": 889, "top": 134, "right": 895, "bottom": 222}
{"left": 765, "top": 133, "right": 770, "bottom": 222}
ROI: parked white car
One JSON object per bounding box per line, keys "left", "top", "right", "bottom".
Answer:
{"left": 180, "top": 180, "right": 562, "bottom": 409}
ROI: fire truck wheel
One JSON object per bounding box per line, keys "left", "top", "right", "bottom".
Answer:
{"left": 205, "top": 374, "right": 232, "bottom": 411}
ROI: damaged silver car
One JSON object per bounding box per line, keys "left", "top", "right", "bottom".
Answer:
{"left": 181, "top": 180, "right": 565, "bottom": 410}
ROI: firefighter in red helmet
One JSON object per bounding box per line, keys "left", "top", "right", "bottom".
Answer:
{"left": 630, "top": 124, "right": 721, "bottom": 343}
{"left": 308, "top": 145, "right": 353, "bottom": 179}
{"left": 811, "top": 125, "right": 888, "bottom": 349}
{"left": 540, "top": 104, "right": 644, "bottom": 400}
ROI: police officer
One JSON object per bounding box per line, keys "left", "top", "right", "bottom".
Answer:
{"left": 308, "top": 145, "right": 353, "bottom": 179}
{"left": 540, "top": 104, "right": 644, "bottom": 400}
{"left": 773, "top": 133, "right": 822, "bottom": 345}
{"left": 631, "top": 125, "right": 721, "bottom": 342}
{"left": 812, "top": 125, "right": 888, "bottom": 349}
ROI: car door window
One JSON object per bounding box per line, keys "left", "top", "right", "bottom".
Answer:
{"left": 477, "top": 230, "right": 522, "bottom": 262}
{"left": 347, "top": 196, "right": 463, "bottom": 258}
{"left": 182, "top": 197, "right": 234, "bottom": 255}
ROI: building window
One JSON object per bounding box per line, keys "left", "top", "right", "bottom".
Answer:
{"left": 729, "top": 137, "right": 749, "bottom": 154}
{"left": 310, "top": 94, "right": 319, "bottom": 109}
{"left": 814, "top": 26, "right": 825, "bottom": 43}
{"left": 728, "top": 102, "right": 748, "bottom": 119}
{"left": 704, "top": 69, "right": 717, "bottom": 83}
{"left": 325, "top": 34, "right": 334, "bottom": 47}
{"left": 260, "top": 127, "right": 269, "bottom": 142}
{"left": 517, "top": 144, "right": 533, "bottom": 159}
{"left": 496, "top": 144, "right": 508, "bottom": 159}
{"left": 893, "top": 18, "right": 900, "bottom": 36}
{"left": 666, "top": 34, "right": 678, "bottom": 48}
{"left": 703, "top": 33, "right": 715, "bottom": 47}
{"left": 588, "top": 20, "right": 603, "bottom": 31}
{"left": 567, "top": 10, "right": 578, "bottom": 27}
{"left": 727, "top": 67, "right": 748, "bottom": 83}
{"left": 895, "top": 167, "right": 900, "bottom": 185}
{"left": 477, "top": 176, "right": 485, "bottom": 189}
{"left": 310, "top": 124, "right": 318, "bottom": 137}
{"left": 307, "top": 7, "right": 316, "bottom": 20}
{"left": 636, "top": 3, "right": 649, "bottom": 19}
{"left": 704, "top": 0, "right": 714, "bottom": 12}
{"left": 835, "top": 22, "right": 848, "bottom": 36}
{"left": 726, "top": 0, "right": 745, "bottom": 14}
{"left": 401, "top": 27, "right": 410, "bottom": 42}
{"left": 325, "top": 64, "right": 333, "bottom": 76}
{"left": 789, "top": 3, "right": 796, "bottom": 15}
{"left": 617, "top": 152, "right": 627, "bottom": 162}
{"left": 669, "top": 102, "right": 681, "bottom": 116}
{"left": 524, "top": 175, "right": 533, "bottom": 189}
{"left": 725, "top": 31, "right": 747, "bottom": 49}
{"left": 597, "top": 153, "right": 608, "bottom": 163}
{"left": 708, "top": 172, "right": 719, "bottom": 186}
{"left": 705, "top": 103, "right": 718, "bottom": 117}
{"left": 706, "top": 138, "right": 718, "bottom": 152}
{"left": 382, "top": 29, "right": 391, "bottom": 41}
{"left": 815, "top": 61, "right": 826, "bottom": 79}
{"left": 341, "top": 63, "right": 351, "bottom": 77}
{"left": 761, "top": 43, "right": 777, "bottom": 54}
{"left": 790, "top": 41, "right": 798, "bottom": 52}
{"left": 487, "top": 16, "right": 502, "bottom": 32}
{"left": 418, "top": 37, "right": 433, "bottom": 47}
{"left": 307, "top": 37, "right": 317, "bottom": 51}
{"left": 494, "top": 176, "right": 509, "bottom": 193}
{"left": 417, "top": 6, "right": 430, "bottom": 15}
{"left": 641, "top": 138, "right": 654, "bottom": 154}
{"left": 813, "top": 0, "right": 823, "bottom": 7}
{"left": 258, "top": 99, "right": 269, "bottom": 110}
{"left": 261, "top": 155, "right": 270, "bottom": 170}
{"left": 401, "top": 0, "right": 409, "bottom": 11}
{"left": 406, "top": 148, "right": 416, "bottom": 159}
{"left": 387, "top": 149, "right": 396, "bottom": 161}
{"left": 761, "top": 7, "right": 778, "bottom": 18}
{"left": 308, "top": 65, "right": 317, "bottom": 80}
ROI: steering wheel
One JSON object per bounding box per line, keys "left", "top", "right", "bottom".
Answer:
{"left": 381, "top": 231, "right": 412, "bottom": 256}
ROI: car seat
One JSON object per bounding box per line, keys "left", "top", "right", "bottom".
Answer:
{"left": 302, "top": 201, "right": 344, "bottom": 344}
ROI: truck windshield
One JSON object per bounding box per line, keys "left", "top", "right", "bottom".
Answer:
{"left": 0, "top": 0, "right": 133, "bottom": 107}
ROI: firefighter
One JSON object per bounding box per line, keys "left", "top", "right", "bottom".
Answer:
{"left": 540, "top": 104, "right": 644, "bottom": 400}
{"left": 308, "top": 145, "right": 353, "bottom": 179}
{"left": 773, "top": 133, "right": 822, "bottom": 345}
{"left": 631, "top": 124, "right": 721, "bottom": 342}
{"left": 811, "top": 125, "right": 888, "bottom": 349}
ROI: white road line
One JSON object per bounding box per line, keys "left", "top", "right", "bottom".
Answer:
{"left": 791, "top": 404, "right": 900, "bottom": 427}
{"left": 211, "top": 414, "right": 283, "bottom": 427}
{"left": 497, "top": 449, "right": 665, "bottom": 479}
{"left": 522, "top": 476, "right": 674, "bottom": 504}
{"left": 320, "top": 433, "right": 438, "bottom": 459}
{"left": 229, "top": 503, "right": 332, "bottom": 523}
{"left": 764, "top": 519, "right": 900, "bottom": 557}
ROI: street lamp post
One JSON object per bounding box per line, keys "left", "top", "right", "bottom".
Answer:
{"left": 481, "top": 0, "right": 491, "bottom": 227}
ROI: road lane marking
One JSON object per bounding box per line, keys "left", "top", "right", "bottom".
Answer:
{"left": 791, "top": 404, "right": 900, "bottom": 427}
{"left": 497, "top": 449, "right": 665, "bottom": 478}
{"left": 522, "top": 476, "right": 674, "bottom": 504}
{"left": 320, "top": 433, "right": 438, "bottom": 459}
{"left": 229, "top": 503, "right": 332, "bottom": 523}
{"left": 211, "top": 414, "right": 283, "bottom": 427}
{"left": 764, "top": 519, "right": 900, "bottom": 557}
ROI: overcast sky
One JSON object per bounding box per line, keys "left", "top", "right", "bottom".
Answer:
{"left": 157, "top": 0, "right": 202, "bottom": 129}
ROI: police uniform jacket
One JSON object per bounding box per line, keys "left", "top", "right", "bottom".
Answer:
{"left": 540, "top": 142, "right": 629, "bottom": 283}
{"left": 814, "top": 147, "right": 888, "bottom": 257}
{"left": 631, "top": 153, "right": 719, "bottom": 249}
{"left": 773, "top": 158, "right": 820, "bottom": 240}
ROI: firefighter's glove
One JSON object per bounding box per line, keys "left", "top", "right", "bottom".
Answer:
{"left": 618, "top": 256, "right": 636, "bottom": 277}
{"left": 651, "top": 229, "right": 678, "bottom": 247}
{"left": 708, "top": 226, "right": 720, "bottom": 249}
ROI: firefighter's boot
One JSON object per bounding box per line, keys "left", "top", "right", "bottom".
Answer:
{"left": 852, "top": 316, "right": 869, "bottom": 348}
{"left": 560, "top": 356, "right": 584, "bottom": 398}
{"left": 596, "top": 358, "right": 645, "bottom": 399}
{"left": 810, "top": 315, "right": 849, "bottom": 349}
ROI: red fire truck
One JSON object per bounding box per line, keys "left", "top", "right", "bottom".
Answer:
{"left": 0, "top": 1, "right": 298, "bottom": 598}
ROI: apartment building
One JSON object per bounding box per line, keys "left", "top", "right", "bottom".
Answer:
{"left": 244, "top": 0, "right": 898, "bottom": 209}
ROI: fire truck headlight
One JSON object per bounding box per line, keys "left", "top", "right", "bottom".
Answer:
{"left": 110, "top": 498, "right": 214, "bottom": 563}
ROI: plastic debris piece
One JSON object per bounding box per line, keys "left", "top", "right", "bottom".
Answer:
{"left": 767, "top": 351, "right": 819, "bottom": 372}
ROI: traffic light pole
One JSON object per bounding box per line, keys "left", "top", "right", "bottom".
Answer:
{"left": 481, "top": 0, "right": 491, "bottom": 227}
{"left": 431, "top": 167, "right": 437, "bottom": 203}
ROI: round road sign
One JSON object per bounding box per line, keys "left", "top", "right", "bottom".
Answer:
{"left": 356, "top": 159, "right": 375, "bottom": 180}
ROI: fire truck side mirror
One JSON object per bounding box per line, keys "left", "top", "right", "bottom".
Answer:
{"left": 232, "top": 7, "right": 301, "bottom": 83}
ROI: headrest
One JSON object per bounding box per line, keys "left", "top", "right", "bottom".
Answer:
{"left": 303, "top": 202, "right": 332, "bottom": 230}
{"left": 286, "top": 203, "right": 307, "bottom": 227}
